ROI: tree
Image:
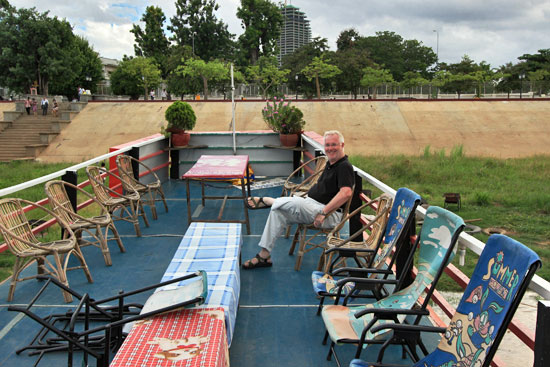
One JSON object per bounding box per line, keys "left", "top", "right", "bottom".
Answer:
{"left": 495, "top": 63, "right": 518, "bottom": 98}
{"left": 336, "top": 28, "right": 361, "bottom": 51}
{"left": 236, "top": 0, "right": 282, "bottom": 65}
{"left": 281, "top": 37, "right": 329, "bottom": 98}
{"left": 110, "top": 57, "right": 161, "bottom": 100}
{"left": 168, "top": 0, "right": 234, "bottom": 61}
{"left": 334, "top": 47, "right": 371, "bottom": 98}
{"left": 302, "top": 55, "right": 341, "bottom": 99}
{"left": 401, "top": 71, "right": 428, "bottom": 97}
{"left": 176, "top": 58, "right": 227, "bottom": 100}
{"left": 528, "top": 69, "right": 550, "bottom": 96}
{"left": 0, "top": 7, "right": 83, "bottom": 96}
{"left": 131, "top": 6, "right": 170, "bottom": 78}
{"left": 360, "top": 65, "right": 394, "bottom": 98}
{"left": 49, "top": 36, "right": 103, "bottom": 99}
{"left": 246, "top": 56, "right": 289, "bottom": 98}
{"left": 437, "top": 55, "right": 484, "bottom": 98}
{"left": 165, "top": 45, "right": 202, "bottom": 98}
{"left": 0, "top": 0, "right": 11, "bottom": 10}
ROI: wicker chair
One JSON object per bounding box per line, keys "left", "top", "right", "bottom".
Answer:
{"left": 0, "top": 198, "right": 93, "bottom": 303}
{"left": 322, "top": 193, "right": 393, "bottom": 272}
{"left": 45, "top": 180, "right": 125, "bottom": 267}
{"left": 86, "top": 166, "right": 149, "bottom": 237}
{"left": 289, "top": 186, "right": 355, "bottom": 271}
{"left": 115, "top": 154, "right": 168, "bottom": 220}
{"left": 281, "top": 155, "right": 328, "bottom": 198}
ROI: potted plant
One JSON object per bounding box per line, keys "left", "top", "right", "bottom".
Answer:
{"left": 164, "top": 101, "right": 197, "bottom": 147}
{"left": 262, "top": 96, "right": 306, "bottom": 147}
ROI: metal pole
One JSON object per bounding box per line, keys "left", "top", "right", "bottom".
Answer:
{"left": 231, "top": 64, "right": 236, "bottom": 155}
{"left": 534, "top": 300, "right": 550, "bottom": 367}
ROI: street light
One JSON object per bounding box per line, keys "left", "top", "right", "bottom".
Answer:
{"left": 519, "top": 73, "right": 525, "bottom": 99}
{"left": 432, "top": 30, "right": 439, "bottom": 61}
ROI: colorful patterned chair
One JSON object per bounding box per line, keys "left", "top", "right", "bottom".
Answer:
{"left": 348, "top": 234, "right": 542, "bottom": 367}
{"left": 321, "top": 206, "right": 465, "bottom": 365}
{"left": 312, "top": 188, "right": 421, "bottom": 315}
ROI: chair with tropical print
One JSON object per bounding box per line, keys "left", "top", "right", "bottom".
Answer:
{"left": 321, "top": 206, "right": 465, "bottom": 366}
{"left": 116, "top": 154, "right": 168, "bottom": 220}
{"left": 312, "top": 188, "right": 421, "bottom": 315}
{"left": 348, "top": 234, "right": 542, "bottom": 367}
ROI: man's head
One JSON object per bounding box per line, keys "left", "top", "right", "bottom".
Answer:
{"left": 323, "top": 130, "right": 345, "bottom": 164}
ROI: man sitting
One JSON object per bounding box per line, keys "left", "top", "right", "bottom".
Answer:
{"left": 243, "top": 130, "right": 354, "bottom": 269}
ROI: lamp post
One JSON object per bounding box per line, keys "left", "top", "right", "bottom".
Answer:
{"left": 519, "top": 73, "right": 525, "bottom": 99}
{"left": 433, "top": 30, "right": 439, "bottom": 61}
{"left": 192, "top": 32, "right": 196, "bottom": 55}
{"left": 295, "top": 74, "right": 298, "bottom": 100}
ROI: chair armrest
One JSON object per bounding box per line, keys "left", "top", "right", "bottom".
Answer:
{"left": 370, "top": 322, "right": 446, "bottom": 335}
{"left": 336, "top": 277, "right": 398, "bottom": 288}
{"left": 332, "top": 267, "right": 393, "bottom": 276}
{"left": 354, "top": 307, "right": 430, "bottom": 319}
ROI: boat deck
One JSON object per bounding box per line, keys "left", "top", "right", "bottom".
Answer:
{"left": 0, "top": 179, "right": 438, "bottom": 367}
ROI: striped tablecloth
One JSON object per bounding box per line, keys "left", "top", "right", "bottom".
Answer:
{"left": 159, "top": 222, "right": 241, "bottom": 345}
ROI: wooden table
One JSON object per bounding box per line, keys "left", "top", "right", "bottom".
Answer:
{"left": 182, "top": 155, "right": 251, "bottom": 234}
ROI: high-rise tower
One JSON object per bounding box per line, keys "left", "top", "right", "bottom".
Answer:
{"left": 277, "top": 4, "right": 312, "bottom": 65}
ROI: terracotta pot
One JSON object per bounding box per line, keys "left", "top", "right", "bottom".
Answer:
{"left": 279, "top": 133, "right": 299, "bottom": 147}
{"left": 171, "top": 131, "right": 191, "bottom": 147}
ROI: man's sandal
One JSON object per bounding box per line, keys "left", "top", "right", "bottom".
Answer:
{"left": 242, "top": 254, "right": 273, "bottom": 269}
{"left": 245, "top": 197, "right": 270, "bottom": 210}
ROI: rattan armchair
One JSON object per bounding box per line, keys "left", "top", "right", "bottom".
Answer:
{"left": 86, "top": 166, "right": 149, "bottom": 237}
{"left": 45, "top": 180, "right": 125, "bottom": 267}
{"left": 115, "top": 154, "right": 168, "bottom": 220}
{"left": 322, "top": 193, "right": 392, "bottom": 272}
{"left": 281, "top": 155, "right": 327, "bottom": 198}
{"left": 0, "top": 198, "right": 93, "bottom": 303}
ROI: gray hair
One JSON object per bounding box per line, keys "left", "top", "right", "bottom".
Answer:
{"left": 324, "top": 130, "right": 344, "bottom": 143}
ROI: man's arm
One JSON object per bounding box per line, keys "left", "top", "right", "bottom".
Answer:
{"left": 313, "top": 186, "right": 353, "bottom": 227}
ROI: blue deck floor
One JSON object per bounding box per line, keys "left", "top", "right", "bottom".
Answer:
{"left": 0, "top": 179, "right": 438, "bottom": 367}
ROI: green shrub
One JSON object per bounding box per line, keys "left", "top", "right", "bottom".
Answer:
{"left": 473, "top": 191, "right": 490, "bottom": 206}
{"left": 164, "top": 101, "right": 196, "bottom": 131}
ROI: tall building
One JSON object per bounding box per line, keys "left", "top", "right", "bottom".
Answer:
{"left": 277, "top": 4, "right": 312, "bottom": 65}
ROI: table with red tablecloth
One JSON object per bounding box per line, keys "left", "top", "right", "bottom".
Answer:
{"left": 110, "top": 307, "right": 228, "bottom": 367}
{"left": 182, "top": 155, "right": 251, "bottom": 234}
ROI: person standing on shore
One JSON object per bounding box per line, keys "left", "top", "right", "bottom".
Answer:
{"left": 24, "top": 97, "right": 31, "bottom": 115}
{"left": 41, "top": 97, "right": 49, "bottom": 115}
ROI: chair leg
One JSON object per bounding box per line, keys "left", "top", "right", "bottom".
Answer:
{"left": 94, "top": 224, "right": 112, "bottom": 266}
{"left": 53, "top": 253, "right": 73, "bottom": 303}
{"left": 288, "top": 226, "right": 300, "bottom": 255}
{"left": 284, "top": 225, "right": 291, "bottom": 238}
{"left": 157, "top": 188, "right": 168, "bottom": 213}
{"left": 317, "top": 296, "right": 325, "bottom": 316}
{"left": 73, "top": 246, "right": 93, "bottom": 284}
{"left": 108, "top": 222, "right": 125, "bottom": 253}
{"left": 294, "top": 226, "right": 307, "bottom": 271}
{"left": 322, "top": 330, "right": 329, "bottom": 345}
{"left": 137, "top": 200, "right": 149, "bottom": 228}
{"left": 7, "top": 257, "right": 23, "bottom": 302}
{"left": 147, "top": 190, "right": 158, "bottom": 220}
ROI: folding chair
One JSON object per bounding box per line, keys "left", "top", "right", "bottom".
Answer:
{"left": 86, "top": 165, "right": 149, "bottom": 236}
{"left": 312, "top": 188, "right": 421, "bottom": 315}
{"left": 0, "top": 198, "right": 93, "bottom": 303}
{"left": 45, "top": 180, "right": 125, "bottom": 266}
{"left": 8, "top": 271, "right": 207, "bottom": 367}
{"left": 348, "top": 234, "right": 542, "bottom": 367}
{"left": 116, "top": 154, "right": 168, "bottom": 220}
{"left": 321, "top": 206, "right": 465, "bottom": 366}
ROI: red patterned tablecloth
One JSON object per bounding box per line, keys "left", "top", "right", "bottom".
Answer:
{"left": 110, "top": 308, "right": 228, "bottom": 367}
{"left": 182, "top": 155, "right": 248, "bottom": 179}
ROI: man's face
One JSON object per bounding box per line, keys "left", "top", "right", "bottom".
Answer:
{"left": 324, "top": 134, "right": 344, "bottom": 163}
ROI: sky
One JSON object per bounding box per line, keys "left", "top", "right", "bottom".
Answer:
{"left": 8, "top": 0, "right": 550, "bottom": 67}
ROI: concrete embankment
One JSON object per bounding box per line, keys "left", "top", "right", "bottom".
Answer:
{"left": 33, "top": 100, "right": 550, "bottom": 162}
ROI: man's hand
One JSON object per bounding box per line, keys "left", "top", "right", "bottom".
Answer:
{"left": 313, "top": 213, "right": 325, "bottom": 228}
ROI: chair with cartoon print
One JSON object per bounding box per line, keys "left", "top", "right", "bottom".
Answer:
{"left": 348, "top": 234, "right": 542, "bottom": 367}
{"left": 321, "top": 206, "right": 465, "bottom": 366}
{"left": 116, "top": 154, "right": 168, "bottom": 220}
{"left": 311, "top": 188, "right": 421, "bottom": 315}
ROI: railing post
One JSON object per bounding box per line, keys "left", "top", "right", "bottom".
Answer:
{"left": 169, "top": 149, "right": 180, "bottom": 179}
{"left": 349, "top": 173, "right": 362, "bottom": 235}
{"left": 129, "top": 147, "right": 140, "bottom": 180}
{"left": 61, "top": 170, "right": 78, "bottom": 212}
{"left": 534, "top": 300, "right": 550, "bottom": 367}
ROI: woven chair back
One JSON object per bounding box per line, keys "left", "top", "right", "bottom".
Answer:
{"left": 116, "top": 155, "right": 141, "bottom": 192}
{"left": 0, "top": 198, "right": 38, "bottom": 254}
{"left": 86, "top": 166, "right": 112, "bottom": 203}
{"left": 45, "top": 181, "right": 77, "bottom": 225}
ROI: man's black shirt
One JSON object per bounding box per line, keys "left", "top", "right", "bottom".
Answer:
{"left": 307, "top": 155, "right": 354, "bottom": 207}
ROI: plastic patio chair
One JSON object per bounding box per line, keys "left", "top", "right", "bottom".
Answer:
{"left": 312, "top": 188, "right": 421, "bottom": 315}
{"left": 45, "top": 180, "right": 125, "bottom": 266}
{"left": 8, "top": 271, "right": 208, "bottom": 367}
{"left": 321, "top": 193, "right": 393, "bottom": 273}
{"left": 86, "top": 165, "right": 149, "bottom": 237}
{"left": 321, "top": 206, "right": 465, "bottom": 366}
{"left": 288, "top": 184, "right": 356, "bottom": 271}
{"left": 115, "top": 154, "right": 168, "bottom": 220}
{"left": 348, "top": 234, "right": 542, "bottom": 367}
{"left": 0, "top": 198, "right": 93, "bottom": 303}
